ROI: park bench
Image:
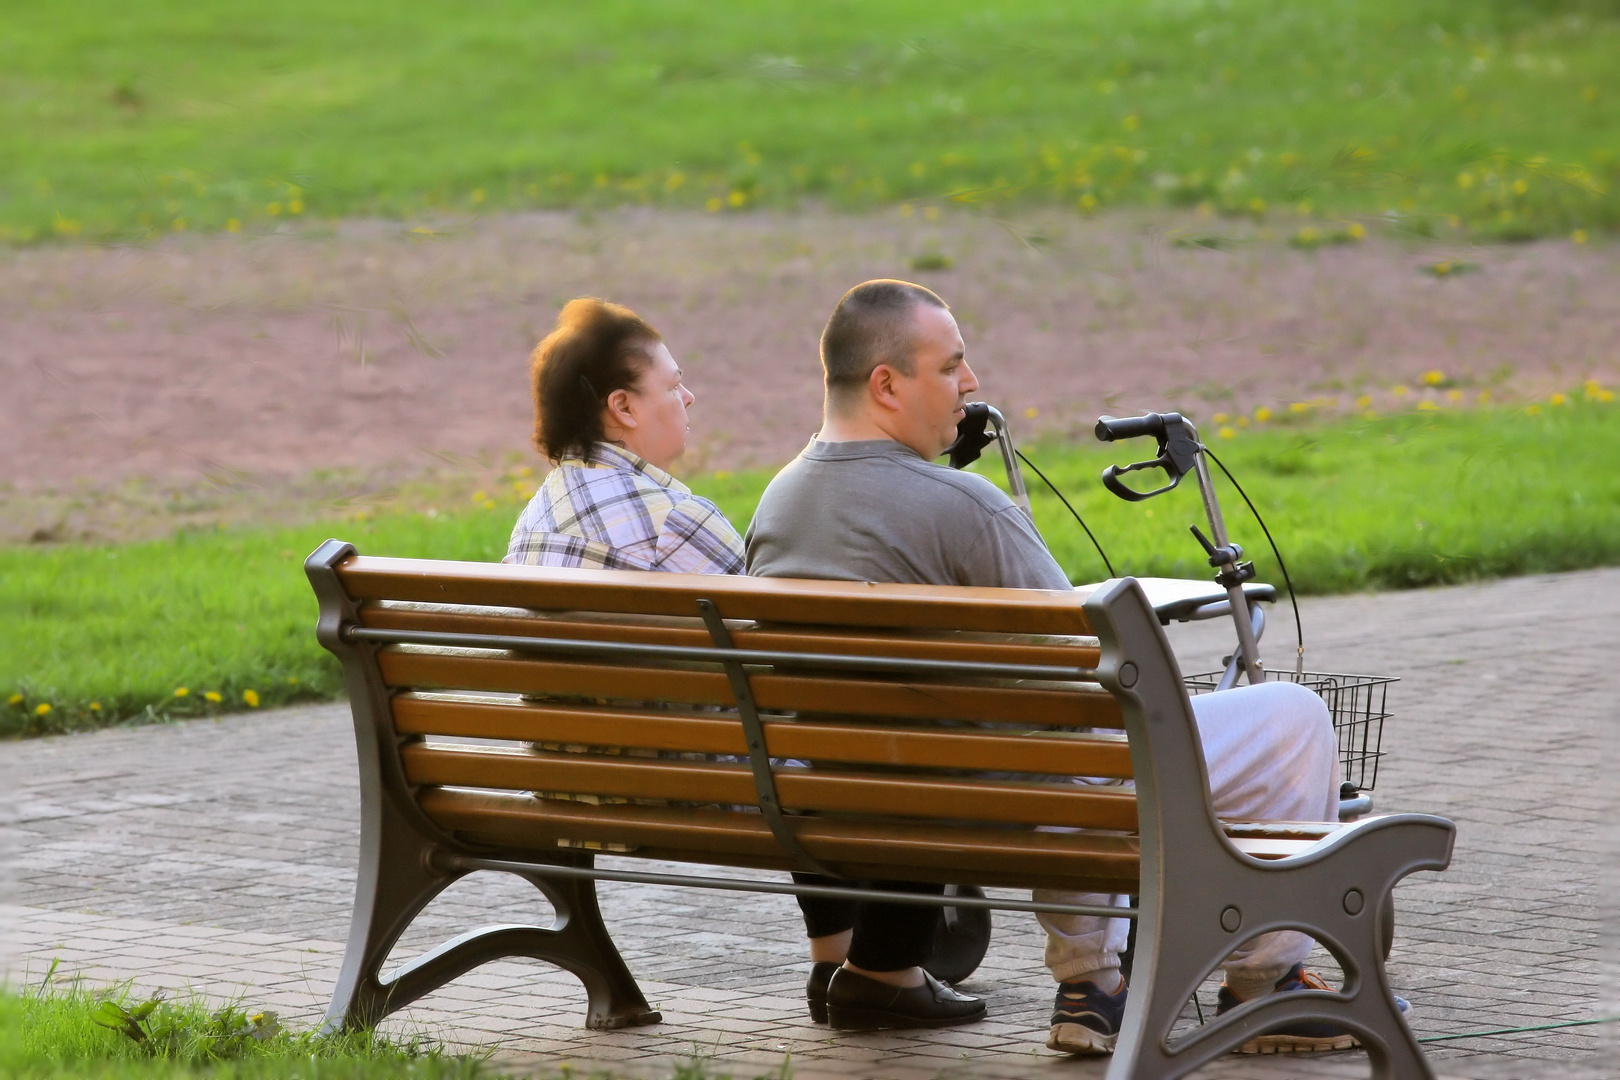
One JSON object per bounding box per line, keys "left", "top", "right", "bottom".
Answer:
{"left": 305, "top": 538, "right": 1455, "bottom": 1080}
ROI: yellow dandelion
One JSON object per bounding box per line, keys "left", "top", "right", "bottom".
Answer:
{"left": 705, "top": 196, "right": 722, "bottom": 213}
{"left": 288, "top": 198, "right": 304, "bottom": 214}
{"left": 470, "top": 189, "right": 486, "bottom": 205}
{"left": 1457, "top": 173, "right": 1474, "bottom": 190}
{"left": 1446, "top": 389, "right": 1463, "bottom": 402}
{"left": 1362, "top": 410, "right": 1378, "bottom": 419}
{"left": 664, "top": 172, "right": 685, "bottom": 192}
{"left": 1289, "top": 402, "right": 1309, "bottom": 414}
{"left": 1248, "top": 197, "right": 1267, "bottom": 215}
{"left": 1422, "top": 370, "right": 1445, "bottom": 386}
{"left": 89, "top": 702, "right": 102, "bottom": 712}
{"left": 1599, "top": 390, "right": 1615, "bottom": 402}
{"left": 1078, "top": 193, "right": 1099, "bottom": 213}
{"left": 1212, "top": 412, "right": 1229, "bottom": 425}
{"left": 1572, "top": 229, "right": 1589, "bottom": 245}
{"left": 1417, "top": 400, "right": 1440, "bottom": 411}
{"left": 1355, "top": 395, "right": 1373, "bottom": 408}
{"left": 1526, "top": 404, "right": 1543, "bottom": 415}
{"left": 470, "top": 490, "right": 487, "bottom": 503}
{"left": 898, "top": 203, "right": 914, "bottom": 217}
{"left": 923, "top": 205, "right": 941, "bottom": 222}
{"left": 7, "top": 693, "right": 22, "bottom": 706}
{"left": 1511, "top": 179, "right": 1528, "bottom": 196}
{"left": 287, "top": 677, "right": 299, "bottom": 685}
{"left": 1583, "top": 379, "right": 1602, "bottom": 395}
{"left": 35, "top": 703, "right": 51, "bottom": 716}
{"left": 714, "top": 470, "right": 733, "bottom": 480}
{"left": 174, "top": 687, "right": 190, "bottom": 698}
{"left": 1024, "top": 407, "right": 1039, "bottom": 419}
{"left": 1392, "top": 385, "right": 1410, "bottom": 398}
{"left": 727, "top": 190, "right": 746, "bottom": 208}
{"left": 1235, "top": 415, "right": 1251, "bottom": 428}
{"left": 1550, "top": 392, "right": 1568, "bottom": 406}
{"left": 1254, "top": 406, "right": 1272, "bottom": 422}
{"left": 243, "top": 690, "right": 260, "bottom": 707}
{"left": 1122, "top": 114, "right": 1141, "bottom": 132}
{"left": 172, "top": 217, "right": 187, "bottom": 231}
{"left": 1346, "top": 222, "right": 1367, "bottom": 240}
{"left": 482, "top": 499, "right": 497, "bottom": 510}
{"left": 204, "top": 691, "right": 223, "bottom": 703}
{"left": 1218, "top": 426, "right": 1236, "bottom": 439}
{"left": 226, "top": 218, "right": 242, "bottom": 233}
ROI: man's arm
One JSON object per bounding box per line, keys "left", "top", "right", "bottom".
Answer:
{"left": 962, "top": 506, "right": 1075, "bottom": 590}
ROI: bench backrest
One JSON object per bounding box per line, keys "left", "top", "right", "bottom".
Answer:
{"left": 307, "top": 540, "right": 1227, "bottom": 896}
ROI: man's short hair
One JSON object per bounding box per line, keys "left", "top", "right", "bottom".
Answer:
{"left": 820, "top": 279, "right": 948, "bottom": 397}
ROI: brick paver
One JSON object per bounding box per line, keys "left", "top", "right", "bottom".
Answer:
{"left": 3, "top": 568, "right": 1616, "bottom": 1078}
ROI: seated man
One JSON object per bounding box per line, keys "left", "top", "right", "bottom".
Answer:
{"left": 746, "top": 279, "right": 1350, "bottom": 1054}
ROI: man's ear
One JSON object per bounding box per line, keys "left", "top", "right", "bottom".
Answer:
{"left": 604, "top": 388, "right": 639, "bottom": 430}
{"left": 868, "top": 364, "right": 903, "bottom": 413}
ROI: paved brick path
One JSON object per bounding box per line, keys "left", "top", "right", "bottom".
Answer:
{"left": 3, "top": 568, "right": 1616, "bottom": 1079}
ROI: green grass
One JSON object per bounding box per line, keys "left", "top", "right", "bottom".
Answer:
{"left": 0, "top": 980, "right": 486, "bottom": 1079}
{"left": 3, "top": 400, "right": 1616, "bottom": 737}
{"left": 4, "top": 0, "right": 1618, "bottom": 243}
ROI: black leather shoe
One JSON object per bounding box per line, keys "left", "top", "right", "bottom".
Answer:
{"left": 826, "top": 968, "right": 986, "bottom": 1031}
{"left": 806, "top": 961, "right": 839, "bottom": 1023}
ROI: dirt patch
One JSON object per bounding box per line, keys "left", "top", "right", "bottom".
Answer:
{"left": 3, "top": 208, "right": 1615, "bottom": 542}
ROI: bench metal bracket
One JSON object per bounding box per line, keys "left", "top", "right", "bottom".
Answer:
{"left": 696, "top": 598, "right": 842, "bottom": 880}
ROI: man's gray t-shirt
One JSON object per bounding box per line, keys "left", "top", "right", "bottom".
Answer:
{"left": 745, "top": 438, "right": 1073, "bottom": 590}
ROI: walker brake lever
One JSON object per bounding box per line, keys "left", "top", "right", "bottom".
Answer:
{"left": 1095, "top": 411, "right": 1201, "bottom": 502}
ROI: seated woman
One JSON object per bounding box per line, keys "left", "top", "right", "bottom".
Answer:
{"left": 504, "top": 297, "right": 868, "bottom": 1026}
{"left": 505, "top": 297, "right": 744, "bottom": 573}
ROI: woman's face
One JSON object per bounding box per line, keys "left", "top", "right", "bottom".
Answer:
{"left": 602, "top": 342, "right": 694, "bottom": 470}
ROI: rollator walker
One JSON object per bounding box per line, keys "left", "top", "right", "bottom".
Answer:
{"left": 923, "top": 404, "right": 1393, "bottom": 985}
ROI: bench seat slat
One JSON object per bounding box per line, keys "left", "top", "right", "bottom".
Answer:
{"left": 392, "top": 695, "right": 1135, "bottom": 778}
{"left": 362, "top": 604, "right": 1102, "bottom": 669}
{"left": 418, "top": 787, "right": 1142, "bottom": 893}
{"left": 339, "top": 556, "right": 1095, "bottom": 635}
{"left": 402, "top": 745, "right": 1140, "bottom": 830}
{"left": 377, "top": 651, "right": 1123, "bottom": 728}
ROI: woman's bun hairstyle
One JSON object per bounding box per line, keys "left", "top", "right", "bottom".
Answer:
{"left": 530, "top": 298, "right": 662, "bottom": 462}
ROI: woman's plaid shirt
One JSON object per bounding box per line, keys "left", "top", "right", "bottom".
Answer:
{"left": 503, "top": 442, "right": 746, "bottom": 575}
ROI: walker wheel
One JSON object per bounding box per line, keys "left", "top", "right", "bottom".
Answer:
{"left": 924, "top": 885, "right": 992, "bottom": 985}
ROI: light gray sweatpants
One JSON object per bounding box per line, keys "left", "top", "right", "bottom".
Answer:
{"left": 1035, "top": 680, "right": 1340, "bottom": 995}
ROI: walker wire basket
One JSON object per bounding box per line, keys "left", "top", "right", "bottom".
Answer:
{"left": 1183, "top": 670, "right": 1393, "bottom": 792}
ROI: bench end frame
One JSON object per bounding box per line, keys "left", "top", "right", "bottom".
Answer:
{"left": 306, "top": 539, "right": 661, "bottom": 1033}
{"left": 1085, "top": 577, "right": 1454, "bottom": 1080}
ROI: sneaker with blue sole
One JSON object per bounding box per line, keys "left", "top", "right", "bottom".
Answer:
{"left": 1047, "top": 977, "right": 1128, "bottom": 1055}
{"left": 1216, "top": 964, "right": 1411, "bottom": 1054}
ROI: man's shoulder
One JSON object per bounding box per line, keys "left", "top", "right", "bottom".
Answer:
{"left": 765, "top": 441, "right": 1015, "bottom": 516}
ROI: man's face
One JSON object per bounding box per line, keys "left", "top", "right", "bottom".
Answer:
{"left": 887, "top": 303, "right": 978, "bottom": 459}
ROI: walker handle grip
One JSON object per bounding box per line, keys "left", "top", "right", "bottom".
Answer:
{"left": 1095, "top": 413, "right": 1169, "bottom": 443}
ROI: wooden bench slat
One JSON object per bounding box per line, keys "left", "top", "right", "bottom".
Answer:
{"left": 392, "top": 695, "right": 1135, "bottom": 778}
{"left": 402, "top": 745, "right": 1140, "bottom": 830}
{"left": 378, "top": 650, "right": 1123, "bottom": 728}
{"left": 338, "top": 555, "right": 1095, "bottom": 634}
{"left": 362, "top": 603, "right": 1103, "bottom": 669}
{"left": 418, "top": 787, "right": 1142, "bottom": 893}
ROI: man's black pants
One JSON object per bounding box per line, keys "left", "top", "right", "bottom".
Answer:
{"left": 793, "top": 874, "right": 943, "bottom": 971}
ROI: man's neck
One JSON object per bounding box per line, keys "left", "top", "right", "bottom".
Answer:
{"left": 816, "top": 407, "right": 895, "bottom": 444}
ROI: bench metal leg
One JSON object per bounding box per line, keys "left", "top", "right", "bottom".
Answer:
{"left": 1113, "top": 815, "right": 1452, "bottom": 1080}
{"left": 321, "top": 792, "right": 660, "bottom": 1032}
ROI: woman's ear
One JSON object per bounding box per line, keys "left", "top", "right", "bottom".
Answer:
{"left": 603, "top": 387, "right": 639, "bottom": 432}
